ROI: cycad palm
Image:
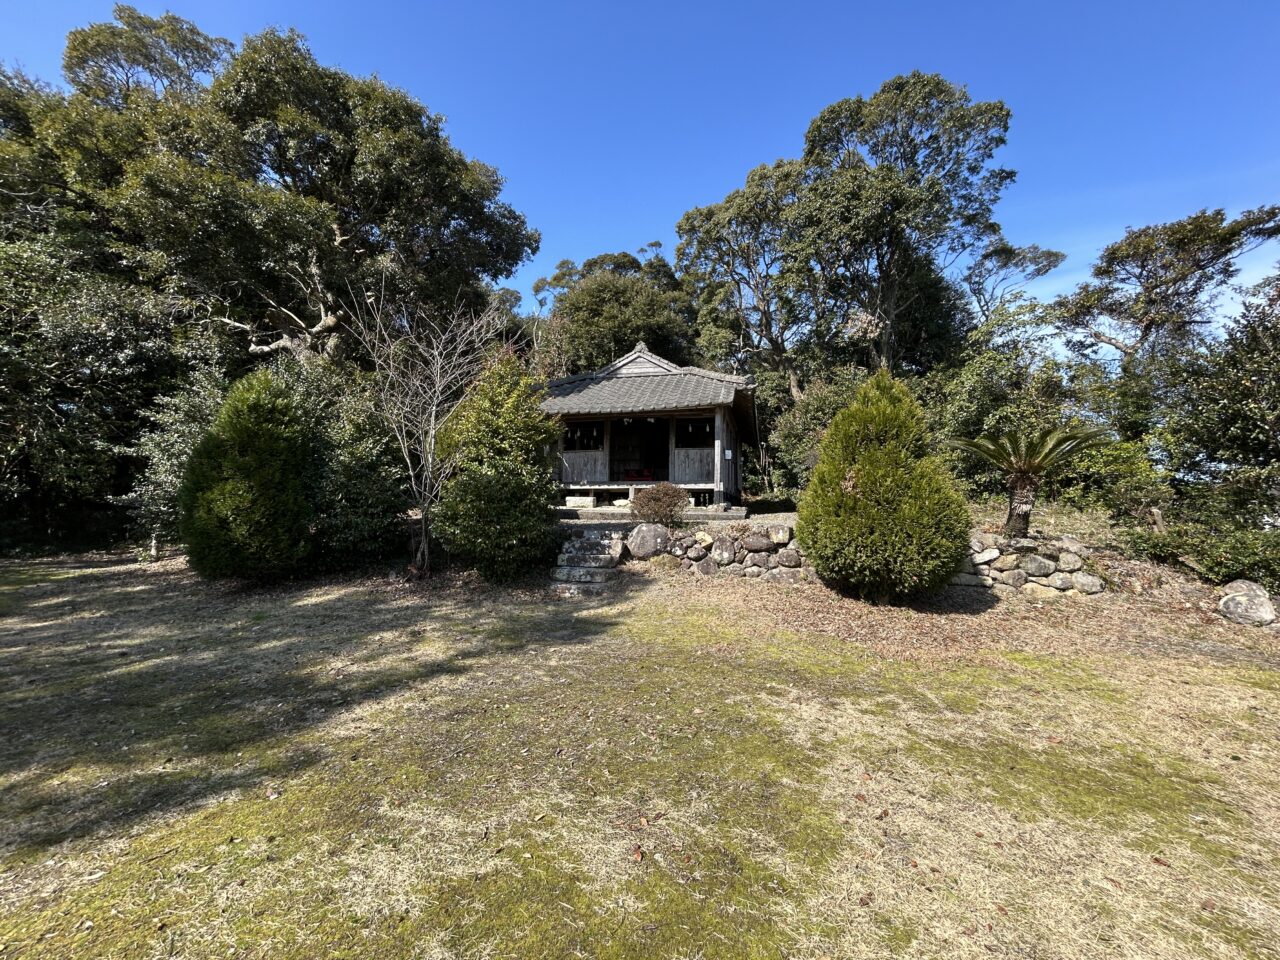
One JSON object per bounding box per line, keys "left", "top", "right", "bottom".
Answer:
{"left": 948, "top": 426, "right": 1110, "bottom": 538}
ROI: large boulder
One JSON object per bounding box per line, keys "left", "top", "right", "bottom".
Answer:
{"left": 990, "top": 553, "right": 1021, "bottom": 572}
{"left": 740, "top": 532, "right": 774, "bottom": 553}
{"left": 1220, "top": 592, "right": 1276, "bottom": 627}
{"left": 710, "top": 536, "right": 737, "bottom": 566}
{"left": 626, "top": 523, "right": 671, "bottom": 559}
{"left": 744, "top": 551, "right": 772, "bottom": 568}
{"left": 972, "top": 547, "right": 1001, "bottom": 565}
{"left": 1221, "top": 579, "right": 1269, "bottom": 600}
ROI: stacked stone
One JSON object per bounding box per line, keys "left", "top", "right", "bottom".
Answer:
{"left": 625, "top": 522, "right": 816, "bottom": 584}
{"left": 951, "top": 532, "right": 1106, "bottom": 599}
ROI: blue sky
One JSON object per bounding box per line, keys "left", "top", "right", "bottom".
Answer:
{"left": 8, "top": 1, "right": 1280, "bottom": 310}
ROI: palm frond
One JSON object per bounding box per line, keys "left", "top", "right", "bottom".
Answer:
{"left": 947, "top": 424, "right": 1110, "bottom": 476}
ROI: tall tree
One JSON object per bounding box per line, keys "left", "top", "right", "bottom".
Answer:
{"left": 1053, "top": 206, "right": 1280, "bottom": 439}
{"left": 677, "top": 160, "right": 811, "bottom": 399}
{"left": 963, "top": 239, "right": 1065, "bottom": 322}
{"left": 533, "top": 247, "right": 695, "bottom": 375}
{"left": 797, "top": 72, "right": 1016, "bottom": 370}
{"left": 62, "top": 4, "right": 232, "bottom": 106}
{"left": 1177, "top": 271, "right": 1280, "bottom": 518}
{"left": 0, "top": 7, "right": 538, "bottom": 535}
{"left": 1054, "top": 207, "right": 1280, "bottom": 367}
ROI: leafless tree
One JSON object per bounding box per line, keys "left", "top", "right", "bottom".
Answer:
{"left": 352, "top": 293, "right": 507, "bottom": 575}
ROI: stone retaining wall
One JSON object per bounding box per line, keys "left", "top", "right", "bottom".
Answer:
{"left": 953, "top": 532, "right": 1105, "bottom": 598}
{"left": 622, "top": 522, "right": 1112, "bottom": 598}
{"left": 625, "top": 522, "right": 817, "bottom": 584}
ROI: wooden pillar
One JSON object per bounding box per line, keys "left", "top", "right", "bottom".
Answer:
{"left": 713, "top": 406, "right": 725, "bottom": 503}
{"left": 603, "top": 418, "right": 612, "bottom": 484}
{"left": 668, "top": 416, "right": 676, "bottom": 483}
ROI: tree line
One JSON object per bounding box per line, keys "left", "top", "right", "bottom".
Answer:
{"left": 2, "top": 7, "right": 1277, "bottom": 585}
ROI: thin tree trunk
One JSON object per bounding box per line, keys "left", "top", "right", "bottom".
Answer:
{"left": 413, "top": 511, "right": 430, "bottom": 577}
{"left": 1004, "top": 475, "right": 1039, "bottom": 538}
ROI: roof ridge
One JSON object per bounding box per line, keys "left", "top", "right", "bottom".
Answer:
{"left": 673, "top": 365, "right": 750, "bottom": 384}
{"left": 546, "top": 366, "right": 751, "bottom": 388}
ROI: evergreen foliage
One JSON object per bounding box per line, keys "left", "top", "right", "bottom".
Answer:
{"left": 178, "top": 369, "right": 316, "bottom": 580}
{"left": 769, "top": 370, "right": 865, "bottom": 493}
{"left": 175, "top": 360, "right": 408, "bottom": 580}
{"left": 797, "top": 371, "right": 969, "bottom": 600}
{"left": 434, "top": 354, "right": 561, "bottom": 581}
{"left": 1125, "top": 527, "right": 1280, "bottom": 593}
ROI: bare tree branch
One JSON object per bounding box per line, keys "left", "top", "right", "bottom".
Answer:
{"left": 350, "top": 289, "right": 507, "bottom": 575}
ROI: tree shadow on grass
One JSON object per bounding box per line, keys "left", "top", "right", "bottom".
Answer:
{"left": 0, "top": 556, "right": 643, "bottom": 861}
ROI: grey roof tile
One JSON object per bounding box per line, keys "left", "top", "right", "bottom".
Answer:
{"left": 540, "top": 344, "right": 752, "bottom": 416}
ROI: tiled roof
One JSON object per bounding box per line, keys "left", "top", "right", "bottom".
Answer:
{"left": 540, "top": 343, "right": 752, "bottom": 416}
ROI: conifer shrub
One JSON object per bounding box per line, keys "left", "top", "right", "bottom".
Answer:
{"left": 175, "top": 361, "right": 408, "bottom": 581}
{"left": 434, "top": 354, "right": 561, "bottom": 581}
{"left": 796, "top": 370, "right": 969, "bottom": 600}
{"left": 178, "top": 369, "right": 317, "bottom": 581}
{"left": 630, "top": 481, "right": 690, "bottom": 526}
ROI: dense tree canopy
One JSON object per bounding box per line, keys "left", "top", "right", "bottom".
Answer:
{"left": 796, "top": 72, "right": 1016, "bottom": 371}
{"left": 0, "top": 6, "right": 537, "bottom": 538}
{"left": 2, "top": 11, "right": 1275, "bottom": 571}
{"left": 1054, "top": 207, "right": 1280, "bottom": 369}
{"left": 532, "top": 247, "right": 696, "bottom": 376}
{"left": 1177, "top": 272, "right": 1280, "bottom": 519}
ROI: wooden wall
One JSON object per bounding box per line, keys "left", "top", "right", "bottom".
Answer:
{"left": 559, "top": 449, "right": 607, "bottom": 484}
{"left": 670, "top": 447, "right": 714, "bottom": 485}
{"left": 555, "top": 407, "right": 739, "bottom": 496}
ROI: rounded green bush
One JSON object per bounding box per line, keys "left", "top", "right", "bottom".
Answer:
{"left": 796, "top": 370, "right": 969, "bottom": 600}
{"left": 178, "top": 368, "right": 316, "bottom": 581}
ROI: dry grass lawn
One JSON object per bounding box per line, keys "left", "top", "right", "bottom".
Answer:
{"left": 1, "top": 547, "right": 1278, "bottom": 959}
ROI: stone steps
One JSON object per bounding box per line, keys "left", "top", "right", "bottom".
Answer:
{"left": 551, "top": 566, "right": 614, "bottom": 583}
{"left": 550, "top": 528, "right": 627, "bottom": 598}
{"left": 550, "top": 581, "right": 610, "bottom": 599}
{"left": 556, "top": 551, "right": 618, "bottom": 568}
